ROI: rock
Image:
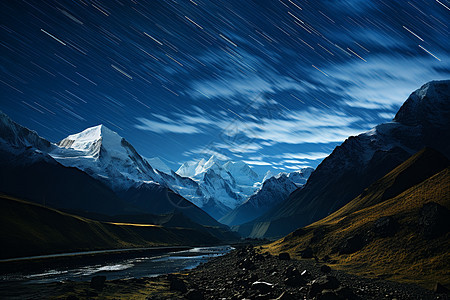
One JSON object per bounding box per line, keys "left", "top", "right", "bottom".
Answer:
{"left": 434, "top": 282, "right": 450, "bottom": 294}
{"left": 238, "top": 258, "right": 255, "bottom": 270}
{"left": 278, "top": 252, "right": 290, "bottom": 260}
{"left": 185, "top": 289, "right": 204, "bottom": 300}
{"left": 283, "top": 265, "right": 304, "bottom": 287}
{"left": 335, "top": 286, "right": 358, "bottom": 300}
{"left": 300, "top": 247, "right": 314, "bottom": 258}
{"left": 274, "top": 291, "right": 296, "bottom": 300}
{"left": 90, "top": 275, "right": 106, "bottom": 291}
{"left": 167, "top": 274, "right": 187, "bottom": 293}
{"left": 419, "top": 202, "right": 450, "bottom": 238}
{"left": 339, "top": 234, "right": 365, "bottom": 255}
{"left": 251, "top": 281, "right": 273, "bottom": 294}
{"left": 301, "top": 269, "right": 311, "bottom": 278}
{"left": 320, "top": 265, "right": 332, "bottom": 273}
{"left": 372, "top": 216, "right": 398, "bottom": 237}
{"left": 317, "top": 290, "right": 340, "bottom": 300}
{"left": 309, "top": 275, "right": 340, "bottom": 298}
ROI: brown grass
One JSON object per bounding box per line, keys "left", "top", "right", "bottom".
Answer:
{"left": 265, "top": 165, "right": 450, "bottom": 290}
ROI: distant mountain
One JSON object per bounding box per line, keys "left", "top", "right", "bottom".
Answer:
{"left": 0, "top": 113, "right": 232, "bottom": 236}
{"left": 146, "top": 157, "right": 172, "bottom": 174}
{"left": 0, "top": 112, "right": 135, "bottom": 216}
{"left": 235, "top": 80, "right": 450, "bottom": 238}
{"left": 269, "top": 147, "right": 450, "bottom": 288}
{"left": 220, "top": 168, "right": 314, "bottom": 226}
{"left": 51, "top": 125, "right": 263, "bottom": 220}
{"left": 176, "top": 155, "right": 263, "bottom": 219}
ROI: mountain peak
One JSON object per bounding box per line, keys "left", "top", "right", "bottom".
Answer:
{"left": 394, "top": 80, "right": 450, "bottom": 127}
{"left": 58, "top": 124, "right": 123, "bottom": 154}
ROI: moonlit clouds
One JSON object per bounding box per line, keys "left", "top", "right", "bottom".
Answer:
{"left": 2, "top": 0, "right": 449, "bottom": 174}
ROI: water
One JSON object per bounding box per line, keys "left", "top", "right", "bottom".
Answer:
{"left": 1, "top": 246, "right": 233, "bottom": 284}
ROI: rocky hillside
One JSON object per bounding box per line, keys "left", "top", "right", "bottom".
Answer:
{"left": 266, "top": 147, "right": 450, "bottom": 289}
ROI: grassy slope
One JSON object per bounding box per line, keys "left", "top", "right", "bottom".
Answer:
{"left": 266, "top": 149, "right": 450, "bottom": 289}
{"left": 0, "top": 194, "right": 218, "bottom": 259}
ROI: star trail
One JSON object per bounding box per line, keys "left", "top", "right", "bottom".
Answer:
{"left": 1, "top": 0, "right": 449, "bottom": 173}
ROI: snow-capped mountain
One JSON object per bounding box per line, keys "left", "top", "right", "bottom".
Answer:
{"left": 176, "top": 155, "right": 265, "bottom": 215}
{"left": 47, "top": 125, "right": 263, "bottom": 219}
{"left": 220, "top": 167, "right": 314, "bottom": 226}
{"left": 146, "top": 157, "right": 172, "bottom": 175}
{"left": 50, "top": 125, "right": 163, "bottom": 190}
{"left": 0, "top": 111, "right": 52, "bottom": 153}
{"left": 236, "top": 80, "right": 450, "bottom": 238}
{"left": 0, "top": 113, "right": 230, "bottom": 230}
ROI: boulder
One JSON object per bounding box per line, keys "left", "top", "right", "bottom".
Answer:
{"left": 90, "top": 275, "right": 106, "bottom": 291}
{"left": 317, "top": 290, "right": 340, "bottom": 300}
{"left": 320, "top": 265, "right": 332, "bottom": 273}
{"left": 167, "top": 274, "right": 187, "bottom": 293}
{"left": 251, "top": 281, "right": 273, "bottom": 294}
{"left": 434, "top": 282, "right": 450, "bottom": 294}
{"left": 278, "top": 252, "right": 291, "bottom": 260}
{"left": 419, "top": 202, "right": 450, "bottom": 238}
{"left": 185, "top": 289, "right": 204, "bottom": 300}
{"left": 309, "top": 275, "right": 340, "bottom": 298}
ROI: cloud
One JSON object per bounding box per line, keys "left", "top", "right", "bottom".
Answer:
{"left": 214, "top": 141, "right": 263, "bottom": 153}
{"left": 277, "top": 152, "right": 331, "bottom": 160}
{"left": 135, "top": 109, "right": 219, "bottom": 134}
{"left": 191, "top": 73, "right": 307, "bottom": 100}
{"left": 135, "top": 117, "right": 201, "bottom": 134}
{"left": 223, "top": 107, "right": 366, "bottom": 144}
{"left": 243, "top": 160, "right": 272, "bottom": 166}
{"left": 283, "top": 159, "right": 311, "bottom": 164}
{"left": 324, "top": 54, "right": 450, "bottom": 110}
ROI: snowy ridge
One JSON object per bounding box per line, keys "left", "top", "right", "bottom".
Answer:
{"left": 220, "top": 167, "right": 314, "bottom": 226}
{"left": 51, "top": 125, "right": 163, "bottom": 190}
{"left": 146, "top": 157, "right": 172, "bottom": 175}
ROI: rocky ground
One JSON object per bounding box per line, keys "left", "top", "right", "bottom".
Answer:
{"left": 159, "top": 245, "right": 448, "bottom": 300}
{"left": 1, "top": 245, "right": 449, "bottom": 299}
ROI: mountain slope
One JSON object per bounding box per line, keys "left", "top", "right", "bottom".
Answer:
{"left": 220, "top": 168, "right": 314, "bottom": 226}
{"left": 266, "top": 147, "right": 450, "bottom": 289}
{"left": 0, "top": 194, "right": 220, "bottom": 259}
{"left": 236, "top": 80, "right": 450, "bottom": 238}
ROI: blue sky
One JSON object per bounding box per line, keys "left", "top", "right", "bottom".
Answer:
{"left": 1, "top": 0, "right": 449, "bottom": 174}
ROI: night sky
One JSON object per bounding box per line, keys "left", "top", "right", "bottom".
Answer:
{"left": 1, "top": 0, "right": 449, "bottom": 173}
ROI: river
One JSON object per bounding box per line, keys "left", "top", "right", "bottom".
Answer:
{"left": 0, "top": 245, "right": 233, "bottom": 284}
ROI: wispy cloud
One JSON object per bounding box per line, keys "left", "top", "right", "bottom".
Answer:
{"left": 243, "top": 160, "right": 272, "bottom": 166}
{"left": 324, "top": 54, "right": 450, "bottom": 110}
{"left": 135, "top": 117, "right": 201, "bottom": 134}
{"left": 223, "top": 107, "right": 366, "bottom": 144}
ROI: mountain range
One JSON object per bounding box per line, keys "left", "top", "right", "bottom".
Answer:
{"left": 235, "top": 80, "right": 450, "bottom": 238}
{"left": 0, "top": 108, "right": 311, "bottom": 231}
{"left": 0, "top": 111, "right": 239, "bottom": 244}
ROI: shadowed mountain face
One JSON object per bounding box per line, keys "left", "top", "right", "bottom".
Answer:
{"left": 268, "top": 147, "right": 450, "bottom": 288}
{"left": 0, "top": 194, "right": 223, "bottom": 259}
{"left": 220, "top": 168, "right": 313, "bottom": 226}
{"left": 235, "top": 80, "right": 450, "bottom": 238}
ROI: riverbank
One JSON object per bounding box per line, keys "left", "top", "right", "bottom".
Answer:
{"left": 1, "top": 245, "right": 447, "bottom": 299}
